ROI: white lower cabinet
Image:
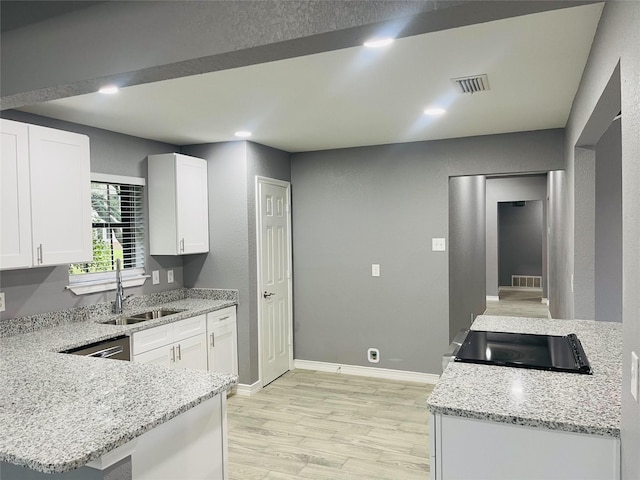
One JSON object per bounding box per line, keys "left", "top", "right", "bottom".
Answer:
{"left": 430, "top": 413, "right": 620, "bottom": 480}
{"left": 133, "top": 315, "right": 208, "bottom": 371}
{"left": 207, "top": 307, "right": 238, "bottom": 376}
{"left": 132, "top": 393, "right": 227, "bottom": 480}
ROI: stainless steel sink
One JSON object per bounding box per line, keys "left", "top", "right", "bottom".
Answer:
{"left": 127, "top": 309, "right": 182, "bottom": 320}
{"left": 102, "top": 309, "right": 183, "bottom": 325}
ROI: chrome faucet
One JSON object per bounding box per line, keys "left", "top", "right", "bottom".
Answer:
{"left": 114, "top": 259, "right": 125, "bottom": 314}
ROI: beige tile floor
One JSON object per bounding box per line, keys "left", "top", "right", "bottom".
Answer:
{"left": 226, "top": 370, "right": 433, "bottom": 479}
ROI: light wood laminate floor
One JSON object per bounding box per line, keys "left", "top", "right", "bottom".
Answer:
{"left": 484, "top": 287, "right": 550, "bottom": 318}
{"left": 226, "top": 369, "right": 433, "bottom": 479}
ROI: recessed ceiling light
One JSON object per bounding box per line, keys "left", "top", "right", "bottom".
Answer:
{"left": 234, "top": 131, "right": 252, "bottom": 138}
{"left": 424, "top": 107, "right": 447, "bottom": 116}
{"left": 363, "top": 37, "right": 394, "bottom": 48}
{"left": 98, "top": 85, "right": 119, "bottom": 94}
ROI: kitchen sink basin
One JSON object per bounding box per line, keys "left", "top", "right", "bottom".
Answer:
{"left": 102, "top": 309, "right": 183, "bottom": 325}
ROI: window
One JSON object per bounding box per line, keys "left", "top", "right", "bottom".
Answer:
{"left": 68, "top": 174, "right": 147, "bottom": 294}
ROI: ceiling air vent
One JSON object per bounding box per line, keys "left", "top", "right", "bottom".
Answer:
{"left": 452, "top": 74, "right": 490, "bottom": 94}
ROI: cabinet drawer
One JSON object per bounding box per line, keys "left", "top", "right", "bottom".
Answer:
{"left": 132, "top": 323, "right": 173, "bottom": 356}
{"left": 173, "top": 314, "right": 206, "bottom": 342}
{"left": 206, "top": 306, "right": 235, "bottom": 325}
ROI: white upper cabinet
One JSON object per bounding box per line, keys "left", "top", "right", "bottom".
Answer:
{"left": 148, "top": 153, "right": 209, "bottom": 255}
{"left": 0, "top": 119, "right": 92, "bottom": 270}
{"left": 1, "top": 120, "right": 32, "bottom": 269}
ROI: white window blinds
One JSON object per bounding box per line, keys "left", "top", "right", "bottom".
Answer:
{"left": 69, "top": 180, "right": 144, "bottom": 276}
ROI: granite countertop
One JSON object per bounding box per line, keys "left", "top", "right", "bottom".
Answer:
{"left": 0, "top": 295, "right": 238, "bottom": 474}
{"left": 427, "top": 315, "right": 622, "bottom": 438}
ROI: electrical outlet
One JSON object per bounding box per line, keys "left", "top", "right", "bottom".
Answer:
{"left": 167, "top": 270, "right": 174, "bottom": 283}
{"left": 432, "top": 238, "right": 446, "bottom": 252}
{"left": 368, "top": 347, "right": 380, "bottom": 363}
{"left": 0, "top": 292, "right": 5, "bottom": 312}
{"left": 631, "top": 351, "right": 639, "bottom": 402}
{"left": 152, "top": 270, "right": 160, "bottom": 285}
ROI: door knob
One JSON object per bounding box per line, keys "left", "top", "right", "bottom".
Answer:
{"left": 263, "top": 291, "right": 275, "bottom": 298}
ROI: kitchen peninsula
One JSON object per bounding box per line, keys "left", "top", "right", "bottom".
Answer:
{"left": 0, "top": 288, "right": 238, "bottom": 480}
{"left": 427, "top": 315, "right": 622, "bottom": 480}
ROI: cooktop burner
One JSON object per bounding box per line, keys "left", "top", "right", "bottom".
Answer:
{"left": 454, "top": 330, "right": 592, "bottom": 375}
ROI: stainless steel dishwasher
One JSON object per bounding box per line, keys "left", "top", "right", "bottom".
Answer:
{"left": 63, "top": 335, "right": 131, "bottom": 360}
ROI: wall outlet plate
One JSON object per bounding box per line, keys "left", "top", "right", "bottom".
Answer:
{"left": 372, "top": 264, "right": 380, "bottom": 277}
{"left": 152, "top": 270, "right": 160, "bottom": 285}
{"left": 167, "top": 270, "right": 174, "bottom": 283}
{"left": 432, "top": 238, "right": 446, "bottom": 252}
{"left": 367, "top": 347, "right": 380, "bottom": 363}
{"left": 631, "top": 351, "right": 639, "bottom": 402}
{"left": 0, "top": 292, "right": 5, "bottom": 312}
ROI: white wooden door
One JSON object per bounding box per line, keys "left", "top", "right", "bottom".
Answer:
{"left": 176, "top": 335, "right": 208, "bottom": 371}
{"left": 175, "top": 154, "right": 209, "bottom": 254}
{"left": 29, "top": 125, "right": 92, "bottom": 266}
{"left": 0, "top": 119, "right": 32, "bottom": 270}
{"left": 258, "top": 179, "right": 292, "bottom": 386}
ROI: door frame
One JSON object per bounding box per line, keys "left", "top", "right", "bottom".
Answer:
{"left": 255, "top": 176, "right": 294, "bottom": 387}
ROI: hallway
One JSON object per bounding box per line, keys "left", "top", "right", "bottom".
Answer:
{"left": 483, "top": 287, "right": 550, "bottom": 318}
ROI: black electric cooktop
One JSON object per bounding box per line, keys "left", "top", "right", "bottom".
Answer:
{"left": 454, "top": 330, "right": 592, "bottom": 375}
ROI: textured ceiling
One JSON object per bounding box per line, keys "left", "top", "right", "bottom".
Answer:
{"left": 18, "top": 3, "right": 604, "bottom": 152}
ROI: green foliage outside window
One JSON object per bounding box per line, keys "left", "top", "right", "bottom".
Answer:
{"left": 69, "top": 182, "right": 140, "bottom": 276}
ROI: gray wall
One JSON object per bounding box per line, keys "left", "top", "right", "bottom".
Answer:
{"left": 485, "top": 175, "right": 548, "bottom": 297}
{"left": 0, "top": 110, "right": 182, "bottom": 320}
{"left": 181, "top": 142, "right": 251, "bottom": 382}
{"left": 573, "top": 147, "right": 596, "bottom": 319}
{"left": 498, "top": 201, "right": 543, "bottom": 286}
{"left": 449, "top": 175, "right": 486, "bottom": 342}
{"left": 546, "top": 170, "right": 566, "bottom": 319}
{"left": 594, "top": 118, "right": 622, "bottom": 323}
{"left": 563, "top": 2, "right": 640, "bottom": 477}
{"left": 182, "top": 141, "right": 290, "bottom": 385}
{"left": 291, "top": 129, "right": 564, "bottom": 374}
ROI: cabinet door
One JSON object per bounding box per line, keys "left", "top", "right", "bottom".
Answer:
{"left": 176, "top": 335, "right": 208, "bottom": 371}
{"left": 134, "top": 345, "right": 173, "bottom": 367}
{"left": 0, "top": 120, "right": 32, "bottom": 270}
{"left": 28, "top": 125, "right": 91, "bottom": 266}
{"left": 175, "top": 155, "right": 209, "bottom": 254}
{"left": 209, "top": 321, "right": 238, "bottom": 375}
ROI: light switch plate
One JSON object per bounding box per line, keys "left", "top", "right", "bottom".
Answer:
{"left": 372, "top": 264, "right": 380, "bottom": 277}
{"left": 152, "top": 270, "right": 160, "bottom": 285}
{"left": 0, "top": 292, "right": 5, "bottom": 312}
{"left": 167, "top": 270, "right": 174, "bottom": 283}
{"left": 432, "top": 238, "right": 446, "bottom": 252}
{"left": 631, "top": 351, "right": 639, "bottom": 402}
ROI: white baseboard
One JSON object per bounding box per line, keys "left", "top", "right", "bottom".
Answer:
{"left": 234, "top": 380, "right": 262, "bottom": 396}
{"left": 486, "top": 295, "right": 500, "bottom": 302}
{"left": 294, "top": 359, "right": 440, "bottom": 384}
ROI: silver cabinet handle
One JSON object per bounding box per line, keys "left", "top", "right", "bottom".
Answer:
{"left": 37, "top": 244, "right": 43, "bottom": 264}
{"left": 179, "top": 238, "right": 185, "bottom": 253}
{"left": 170, "top": 346, "right": 176, "bottom": 363}
{"left": 219, "top": 316, "right": 230, "bottom": 321}
{"left": 176, "top": 343, "right": 182, "bottom": 360}
{"left": 210, "top": 333, "right": 215, "bottom": 347}
{"left": 263, "top": 291, "right": 275, "bottom": 298}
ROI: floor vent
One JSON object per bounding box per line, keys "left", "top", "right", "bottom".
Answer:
{"left": 452, "top": 74, "right": 490, "bottom": 94}
{"left": 511, "top": 275, "right": 542, "bottom": 288}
